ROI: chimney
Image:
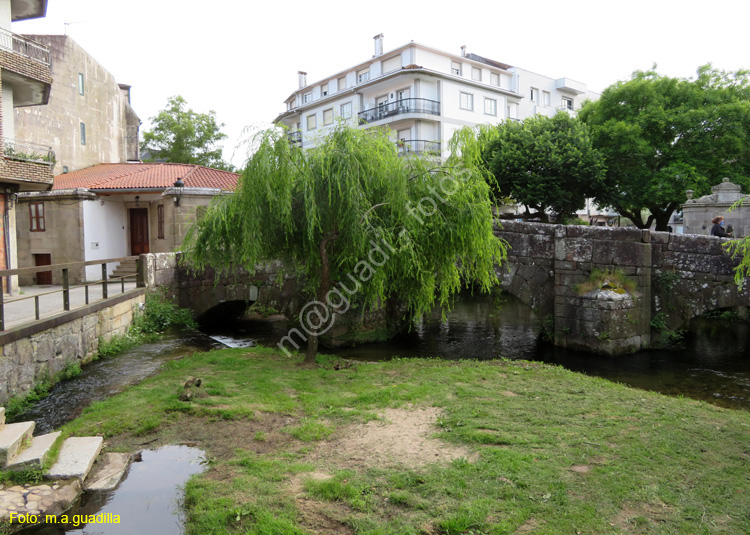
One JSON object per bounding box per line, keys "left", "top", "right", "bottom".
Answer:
{"left": 460, "top": 45, "right": 466, "bottom": 57}
{"left": 373, "top": 33, "right": 384, "bottom": 57}
{"left": 298, "top": 71, "right": 307, "bottom": 89}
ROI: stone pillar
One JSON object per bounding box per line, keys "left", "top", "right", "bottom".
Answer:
{"left": 553, "top": 226, "right": 652, "bottom": 356}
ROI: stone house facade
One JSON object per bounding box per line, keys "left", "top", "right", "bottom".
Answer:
{"left": 681, "top": 178, "right": 750, "bottom": 237}
{"left": 16, "top": 162, "right": 238, "bottom": 285}
{"left": 13, "top": 34, "right": 140, "bottom": 176}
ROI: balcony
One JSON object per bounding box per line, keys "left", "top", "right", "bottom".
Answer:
{"left": 556, "top": 104, "right": 577, "bottom": 115}
{"left": 359, "top": 98, "right": 440, "bottom": 124}
{"left": 0, "top": 28, "right": 50, "bottom": 66}
{"left": 4, "top": 138, "right": 55, "bottom": 165}
{"left": 555, "top": 78, "right": 587, "bottom": 95}
{"left": 396, "top": 139, "right": 441, "bottom": 157}
{"left": 287, "top": 130, "right": 302, "bottom": 147}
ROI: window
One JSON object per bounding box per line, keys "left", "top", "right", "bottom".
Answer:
{"left": 472, "top": 67, "right": 482, "bottom": 81}
{"left": 29, "top": 202, "right": 45, "bottom": 232}
{"left": 340, "top": 102, "right": 352, "bottom": 119}
{"left": 459, "top": 92, "right": 474, "bottom": 111}
{"left": 562, "top": 97, "right": 574, "bottom": 110}
{"left": 357, "top": 69, "right": 370, "bottom": 83}
{"left": 321, "top": 83, "right": 329, "bottom": 97}
{"left": 307, "top": 114, "right": 317, "bottom": 130}
{"left": 451, "top": 61, "right": 462, "bottom": 76}
{"left": 530, "top": 88, "right": 538, "bottom": 102}
{"left": 490, "top": 72, "right": 500, "bottom": 86}
{"left": 543, "top": 91, "right": 551, "bottom": 107}
{"left": 303, "top": 92, "right": 312, "bottom": 104}
{"left": 80, "top": 122, "right": 86, "bottom": 145}
{"left": 157, "top": 205, "right": 165, "bottom": 239}
{"left": 484, "top": 98, "right": 497, "bottom": 116}
{"left": 338, "top": 76, "right": 347, "bottom": 91}
{"left": 323, "top": 108, "right": 333, "bottom": 125}
{"left": 78, "top": 73, "right": 84, "bottom": 95}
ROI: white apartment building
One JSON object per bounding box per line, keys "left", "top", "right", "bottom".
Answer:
{"left": 274, "top": 35, "right": 600, "bottom": 159}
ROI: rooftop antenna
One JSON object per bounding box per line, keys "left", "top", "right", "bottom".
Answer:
{"left": 64, "top": 21, "right": 84, "bottom": 35}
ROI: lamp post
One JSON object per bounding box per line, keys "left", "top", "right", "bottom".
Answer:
{"left": 173, "top": 178, "right": 184, "bottom": 207}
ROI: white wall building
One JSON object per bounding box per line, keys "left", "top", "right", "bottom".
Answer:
{"left": 274, "top": 35, "right": 600, "bottom": 159}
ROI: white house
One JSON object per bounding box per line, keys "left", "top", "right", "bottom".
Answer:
{"left": 274, "top": 35, "right": 600, "bottom": 159}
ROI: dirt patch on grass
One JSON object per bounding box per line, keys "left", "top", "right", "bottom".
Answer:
{"left": 309, "top": 406, "right": 475, "bottom": 469}
{"left": 612, "top": 501, "right": 676, "bottom": 533}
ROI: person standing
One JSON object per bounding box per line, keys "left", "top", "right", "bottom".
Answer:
{"left": 710, "top": 216, "right": 729, "bottom": 237}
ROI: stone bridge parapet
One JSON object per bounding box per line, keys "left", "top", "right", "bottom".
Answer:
{"left": 143, "top": 221, "right": 750, "bottom": 356}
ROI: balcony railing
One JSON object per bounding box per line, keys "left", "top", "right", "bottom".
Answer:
{"left": 287, "top": 130, "right": 302, "bottom": 146}
{"left": 556, "top": 104, "right": 576, "bottom": 114}
{"left": 0, "top": 29, "right": 50, "bottom": 66}
{"left": 359, "top": 98, "right": 440, "bottom": 123}
{"left": 3, "top": 138, "right": 55, "bottom": 166}
{"left": 396, "top": 139, "right": 441, "bottom": 156}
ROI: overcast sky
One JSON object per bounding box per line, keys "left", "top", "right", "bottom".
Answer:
{"left": 14, "top": 0, "right": 750, "bottom": 168}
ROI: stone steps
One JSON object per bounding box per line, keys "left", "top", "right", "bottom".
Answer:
{"left": 6, "top": 431, "right": 61, "bottom": 471}
{"left": 0, "top": 408, "right": 104, "bottom": 484}
{"left": 45, "top": 436, "right": 103, "bottom": 481}
{"left": 110, "top": 259, "right": 138, "bottom": 280}
{"left": 0, "top": 421, "right": 35, "bottom": 466}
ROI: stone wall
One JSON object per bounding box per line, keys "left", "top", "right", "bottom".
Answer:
{"left": 0, "top": 290, "right": 145, "bottom": 403}
{"left": 650, "top": 231, "right": 749, "bottom": 331}
{"left": 16, "top": 190, "right": 90, "bottom": 284}
{"left": 495, "top": 220, "right": 749, "bottom": 355}
{"left": 13, "top": 35, "right": 139, "bottom": 175}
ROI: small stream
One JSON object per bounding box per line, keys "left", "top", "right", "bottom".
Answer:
{"left": 19, "top": 446, "right": 205, "bottom": 535}
{"left": 13, "top": 332, "right": 220, "bottom": 435}
{"left": 203, "top": 294, "right": 750, "bottom": 411}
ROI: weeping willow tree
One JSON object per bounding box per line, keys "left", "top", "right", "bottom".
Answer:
{"left": 183, "top": 125, "right": 506, "bottom": 362}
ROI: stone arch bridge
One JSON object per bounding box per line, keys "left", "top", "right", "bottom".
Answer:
{"left": 144, "top": 221, "right": 750, "bottom": 356}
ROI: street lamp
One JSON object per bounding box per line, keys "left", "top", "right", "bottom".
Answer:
{"left": 173, "top": 178, "right": 184, "bottom": 206}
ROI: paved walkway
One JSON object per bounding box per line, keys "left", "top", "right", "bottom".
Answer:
{"left": 2, "top": 281, "right": 138, "bottom": 331}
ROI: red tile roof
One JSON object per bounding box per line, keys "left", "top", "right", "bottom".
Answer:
{"left": 52, "top": 163, "right": 239, "bottom": 191}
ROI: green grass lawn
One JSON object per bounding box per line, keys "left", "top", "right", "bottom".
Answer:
{"left": 62, "top": 347, "right": 750, "bottom": 534}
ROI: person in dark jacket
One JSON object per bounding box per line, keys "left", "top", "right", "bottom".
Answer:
{"left": 710, "top": 216, "right": 728, "bottom": 237}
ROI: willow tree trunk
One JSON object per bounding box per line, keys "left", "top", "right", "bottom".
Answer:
{"left": 304, "top": 232, "right": 337, "bottom": 364}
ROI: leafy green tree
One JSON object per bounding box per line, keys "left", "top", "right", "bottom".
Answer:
{"left": 480, "top": 113, "right": 605, "bottom": 221}
{"left": 141, "top": 95, "right": 231, "bottom": 169}
{"left": 579, "top": 66, "right": 750, "bottom": 231}
{"left": 183, "top": 125, "right": 506, "bottom": 362}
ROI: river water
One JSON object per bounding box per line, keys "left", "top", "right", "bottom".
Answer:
{"left": 203, "top": 293, "right": 750, "bottom": 411}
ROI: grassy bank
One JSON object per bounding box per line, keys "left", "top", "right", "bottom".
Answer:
{"left": 62, "top": 348, "right": 750, "bottom": 534}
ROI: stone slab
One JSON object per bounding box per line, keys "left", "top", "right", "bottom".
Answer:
{"left": 0, "top": 421, "right": 35, "bottom": 466}
{"left": 84, "top": 452, "right": 132, "bottom": 491}
{"left": 0, "top": 407, "right": 4, "bottom": 426}
{"left": 7, "top": 431, "right": 61, "bottom": 470}
{"left": 46, "top": 436, "right": 103, "bottom": 481}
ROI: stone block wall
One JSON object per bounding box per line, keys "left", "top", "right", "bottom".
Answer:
{"left": 650, "top": 231, "right": 749, "bottom": 330}
{"left": 496, "top": 221, "right": 652, "bottom": 356}
{"left": 0, "top": 291, "right": 145, "bottom": 403}
{"left": 16, "top": 192, "right": 88, "bottom": 284}
{"left": 551, "top": 224, "right": 652, "bottom": 355}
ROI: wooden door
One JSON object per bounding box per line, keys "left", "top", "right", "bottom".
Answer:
{"left": 129, "top": 208, "right": 150, "bottom": 255}
{"left": 34, "top": 253, "right": 52, "bottom": 285}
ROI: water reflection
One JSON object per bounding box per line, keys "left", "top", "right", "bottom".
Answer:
{"left": 23, "top": 446, "right": 205, "bottom": 535}
{"left": 203, "top": 293, "right": 750, "bottom": 411}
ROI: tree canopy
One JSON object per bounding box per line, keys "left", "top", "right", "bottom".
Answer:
{"left": 579, "top": 65, "right": 750, "bottom": 230}
{"left": 183, "top": 125, "right": 506, "bottom": 361}
{"left": 480, "top": 113, "right": 605, "bottom": 221}
{"left": 141, "top": 95, "right": 233, "bottom": 170}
